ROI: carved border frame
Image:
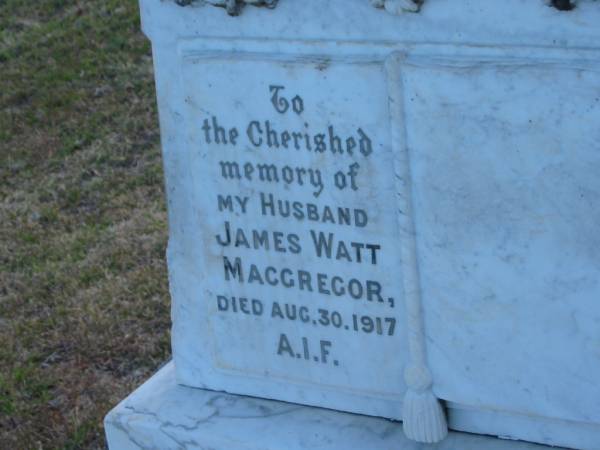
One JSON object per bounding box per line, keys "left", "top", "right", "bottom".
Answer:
{"left": 175, "top": 38, "right": 412, "bottom": 423}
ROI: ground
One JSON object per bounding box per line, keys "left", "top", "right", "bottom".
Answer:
{"left": 0, "top": 1, "right": 170, "bottom": 448}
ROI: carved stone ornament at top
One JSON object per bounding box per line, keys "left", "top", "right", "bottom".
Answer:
{"left": 370, "top": 0, "right": 423, "bottom": 14}
{"left": 202, "top": 0, "right": 278, "bottom": 15}
{"left": 180, "top": 0, "right": 589, "bottom": 16}
{"left": 176, "top": 0, "right": 424, "bottom": 15}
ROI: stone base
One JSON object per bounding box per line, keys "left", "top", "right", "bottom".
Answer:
{"left": 104, "top": 362, "right": 562, "bottom": 450}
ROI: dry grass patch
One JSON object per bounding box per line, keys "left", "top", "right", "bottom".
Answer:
{"left": 0, "top": 0, "right": 170, "bottom": 448}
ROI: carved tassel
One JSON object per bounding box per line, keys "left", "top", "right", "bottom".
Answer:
{"left": 385, "top": 53, "right": 448, "bottom": 444}
{"left": 402, "top": 365, "right": 448, "bottom": 443}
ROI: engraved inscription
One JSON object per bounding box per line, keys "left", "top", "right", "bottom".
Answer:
{"left": 183, "top": 56, "right": 405, "bottom": 392}
{"left": 198, "top": 84, "right": 397, "bottom": 371}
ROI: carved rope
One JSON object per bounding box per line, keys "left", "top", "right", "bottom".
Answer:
{"left": 385, "top": 52, "right": 448, "bottom": 444}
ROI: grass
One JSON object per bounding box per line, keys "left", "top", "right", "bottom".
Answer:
{"left": 0, "top": 0, "right": 171, "bottom": 448}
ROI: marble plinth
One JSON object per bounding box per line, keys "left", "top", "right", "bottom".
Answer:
{"left": 105, "top": 362, "right": 564, "bottom": 450}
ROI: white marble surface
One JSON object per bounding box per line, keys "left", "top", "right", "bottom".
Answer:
{"left": 105, "top": 362, "right": 564, "bottom": 450}
{"left": 139, "top": 0, "right": 600, "bottom": 448}
{"left": 172, "top": 46, "right": 412, "bottom": 421}
{"left": 405, "top": 59, "right": 600, "bottom": 430}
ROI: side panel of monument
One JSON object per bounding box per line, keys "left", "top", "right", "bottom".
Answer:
{"left": 140, "top": 0, "right": 600, "bottom": 448}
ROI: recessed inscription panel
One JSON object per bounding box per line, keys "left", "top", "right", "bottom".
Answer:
{"left": 178, "top": 56, "right": 407, "bottom": 399}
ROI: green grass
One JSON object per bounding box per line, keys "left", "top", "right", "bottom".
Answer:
{"left": 0, "top": 1, "right": 170, "bottom": 448}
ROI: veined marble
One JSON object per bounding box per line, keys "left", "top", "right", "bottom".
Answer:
{"left": 105, "top": 362, "right": 565, "bottom": 450}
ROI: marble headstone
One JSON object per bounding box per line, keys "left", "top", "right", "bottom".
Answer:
{"left": 106, "top": 0, "right": 600, "bottom": 449}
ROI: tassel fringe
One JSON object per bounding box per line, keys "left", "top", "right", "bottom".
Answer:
{"left": 402, "top": 388, "right": 448, "bottom": 444}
